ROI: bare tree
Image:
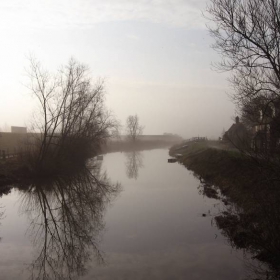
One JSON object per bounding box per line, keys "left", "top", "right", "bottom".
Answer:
{"left": 126, "top": 115, "right": 144, "bottom": 142}
{"left": 207, "top": 0, "right": 280, "bottom": 156}
{"left": 26, "top": 57, "right": 118, "bottom": 173}
{"left": 206, "top": 3, "right": 280, "bottom": 273}
{"left": 207, "top": 0, "right": 280, "bottom": 112}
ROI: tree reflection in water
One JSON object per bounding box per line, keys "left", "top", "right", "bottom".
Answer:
{"left": 18, "top": 165, "right": 120, "bottom": 280}
{"left": 0, "top": 204, "right": 4, "bottom": 243}
{"left": 125, "top": 151, "right": 143, "bottom": 180}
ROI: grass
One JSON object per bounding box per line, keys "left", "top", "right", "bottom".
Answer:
{"left": 169, "top": 140, "right": 237, "bottom": 158}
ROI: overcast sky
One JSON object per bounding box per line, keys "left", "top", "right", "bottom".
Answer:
{"left": 0, "top": 0, "right": 235, "bottom": 138}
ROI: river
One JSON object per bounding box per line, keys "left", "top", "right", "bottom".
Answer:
{"left": 0, "top": 149, "right": 253, "bottom": 279}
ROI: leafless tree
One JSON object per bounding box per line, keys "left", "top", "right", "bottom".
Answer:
{"left": 26, "top": 57, "right": 118, "bottom": 173}
{"left": 206, "top": 0, "right": 280, "bottom": 158}
{"left": 207, "top": 0, "right": 280, "bottom": 116}
{"left": 207, "top": 2, "right": 280, "bottom": 273}
{"left": 126, "top": 115, "right": 143, "bottom": 142}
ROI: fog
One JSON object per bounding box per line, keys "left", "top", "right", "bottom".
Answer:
{"left": 0, "top": 0, "right": 235, "bottom": 139}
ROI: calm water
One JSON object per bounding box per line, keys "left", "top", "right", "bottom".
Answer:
{"left": 0, "top": 149, "right": 251, "bottom": 279}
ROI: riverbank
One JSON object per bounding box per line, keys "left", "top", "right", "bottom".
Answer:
{"left": 170, "top": 141, "right": 280, "bottom": 278}
{"left": 0, "top": 156, "right": 89, "bottom": 195}
{"left": 170, "top": 141, "right": 256, "bottom": 198}
{"left": 0, "top": 137, "right": 180, "bottom": 194}
{"left": 169, "top": 140, "right": 280, "bottom": 196}
{"left": 0, "top": 158, "right": 30, "bottom": 195}
{"left": 102, "top": 139, "right": 176, "bottom": 153}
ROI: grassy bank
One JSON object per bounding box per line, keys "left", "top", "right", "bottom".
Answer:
{"left": 170, "top": 141, "right": 280, "bottom": 278}
{"left": 170, "top": 141, "right": 279, "bottom": 208}
{"left": 170, "top": 142, "right": 255, "bottom": 196}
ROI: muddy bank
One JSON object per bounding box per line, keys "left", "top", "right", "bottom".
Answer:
{"left": 170, "top": 144, "right": 280, "bottom": 279}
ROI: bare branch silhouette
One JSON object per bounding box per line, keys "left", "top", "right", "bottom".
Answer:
{"left": 18, "top": 166, "right": 120, "bottom": 280}
{"left": 126, "top": 115, "right": 144, "bottom": 142}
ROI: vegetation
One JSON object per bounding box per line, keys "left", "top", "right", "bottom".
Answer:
{"left": 207, "top": 0, "right": 280, "bottom": 108}
{"left": 21, "top": 57, "right": 118, "bottom": 176}
{"left": 126, "top": 114, "right": 144, "bottom": 142}
{"left": 205, "top": 4, "right": 280, "bottom": 274}
{"left": 207, "top": 0, "right": 280, "bottom": 157}
{"left": 170, "top": 139, "right": 235, "bottom": 156}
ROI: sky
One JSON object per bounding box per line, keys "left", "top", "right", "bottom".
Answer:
{"left": 0, "top": 0, "right": 235, "bottom": 139}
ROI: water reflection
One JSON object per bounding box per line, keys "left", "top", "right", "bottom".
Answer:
{"left": 124, "top": 151, "right": 143, "bottom": 179}
{"left": 0, "top": 186, "right": 7, "bottom": 242}
{"left": 18, "top": 166, "right": 120, "bottom": 280}
{"left": 197, "top": 175, "right": 280, "bottom": 279}
{"left": 214, "top": 203, "right": 280, "bottom": 280}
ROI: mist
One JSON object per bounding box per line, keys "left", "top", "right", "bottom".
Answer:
{"left": 2, "top": 1, "right": 274, "bottom": 280}
{"left": 0, "top": 0, "right": 234, "bottom": 139}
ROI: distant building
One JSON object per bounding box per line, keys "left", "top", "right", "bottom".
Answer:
{"left": 223, "top": 116, "right": 250, "bottom": 149}
{"left": 11, "top": 126, "right": 27, "bottom": 133}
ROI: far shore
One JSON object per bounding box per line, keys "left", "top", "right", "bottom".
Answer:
{"left": 0, "top": 135, "right": 182, "bottom": 192}
{"left": 102, "top": 138, "right": 181, "bottom": 153}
